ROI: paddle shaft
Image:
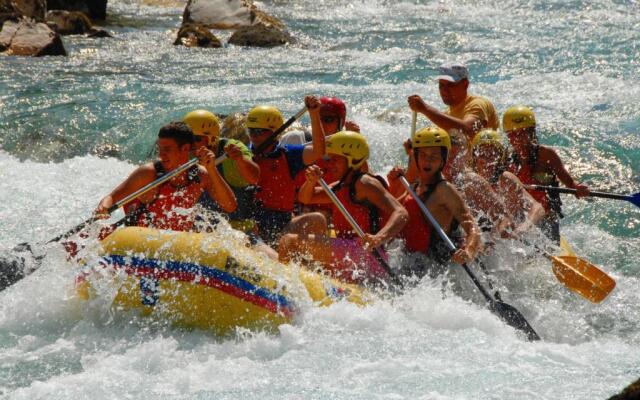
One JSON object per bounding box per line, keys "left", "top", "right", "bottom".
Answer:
{"left": 47, "top": 157, "right": 202, "bottom": 244}
{"left": 249, "top": 106, "right": 308, "bottom": 157}
{"left": 525, "top": 185, "right": 637, "bottom": 203}
{"left": 318, "top": 178, "right": 398, "bottom": 284}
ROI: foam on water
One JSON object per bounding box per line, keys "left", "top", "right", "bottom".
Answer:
{"left": 1, "top": 0, "right": 639, "bottom": 398}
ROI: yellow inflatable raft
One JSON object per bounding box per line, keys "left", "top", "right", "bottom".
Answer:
{"left": 76, "top": 227, "right": 370, "bottom": 335}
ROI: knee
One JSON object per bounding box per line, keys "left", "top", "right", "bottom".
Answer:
{"left": 300, "top": 212, "right": 328, "bottom": 234}
{"left": 278, "top": 233, "right": 299, "bottom": 262}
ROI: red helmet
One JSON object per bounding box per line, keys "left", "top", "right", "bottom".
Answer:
{"left": 319, "top": 97, "right": 347, "bottom": 128}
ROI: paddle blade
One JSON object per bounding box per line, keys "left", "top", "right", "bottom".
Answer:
{"left": 630, "top": 192, "right": 640, "bottom": 208}
{"left": 490, "top": 300, "right": 541, "bottom": 341}
{"left": 551, "top": 256, "right": 616, "bottom": 303}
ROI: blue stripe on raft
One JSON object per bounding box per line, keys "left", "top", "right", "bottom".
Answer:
{"left": 102, "top": 255, "right": 294, "bottom": 310}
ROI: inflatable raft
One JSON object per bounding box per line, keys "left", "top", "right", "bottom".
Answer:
{"left": 76, "top": 227, "right": 370, "bottom": 335}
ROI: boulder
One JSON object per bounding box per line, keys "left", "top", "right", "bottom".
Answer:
{"left": 182, "top": 0, "right": 284, "bottom": 30}
{"left": 174, "top": 22, "right": 221, "bottom": 48}
{"left": 46, "top": 0, "right": 107, "bottom": 20}
{"left": 46, "top": 10, "right": 89, "bottom": 34}
{"left": 0, "top": 0, "right": 46, "bottom": 21}
{"left": 0, "top": 18, "right": 66, "bottom": 56}
{"left": 228, "top": 23, "right": 293, "bottom": 48}
{"left": 608, "top": 378, "right": 640, "bottom": 400}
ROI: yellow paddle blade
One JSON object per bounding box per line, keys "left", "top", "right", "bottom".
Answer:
{"left": 551, "top": 255, "right": 616, "bottom": 303}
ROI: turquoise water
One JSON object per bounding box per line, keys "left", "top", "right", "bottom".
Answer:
{"left": 1, "top": 0, "right": 639, "bottom": 398}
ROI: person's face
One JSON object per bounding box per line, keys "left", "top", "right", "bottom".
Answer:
{"left": 438, "top": 79, "right": 468, "bottom": 106}
{"left": 473, "top": 145, "right": 502, "bottom": 180}
{"left": 248, "top": 128, "right": 274, "bottom": 149}
{"left": 193, "top": 134, "right": 209, "bottom": 150}
{"left": 327, "top": 154, "right": 349, "bottom": 177}
{"left": 158, "top": 138, "right": 191, "bottom": 170}
{"left": 416, "top": 147, "right": 444, "bottom": 179}
{"left": 506, "top": 128, "right": 532, "bottom": 157}
{"left": 320, "top": 113, "right": 341, "bottom": 135}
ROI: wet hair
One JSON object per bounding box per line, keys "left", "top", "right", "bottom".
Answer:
{"left": 158, "top": 121, "right": 194, "bottom": 147}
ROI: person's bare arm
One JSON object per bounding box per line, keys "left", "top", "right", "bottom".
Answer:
{"left": 302, "top": 96, "right": 326, "bottom": 165}
{"left": 95, "top": 163, "right": 156, "bottom": 216}
{"left": 464, "top": 173, "right": 512, "bottom": 239}
{"left": 298, "top": 165, "right": 332, "bottom": 205}
{"left": 499, "top": 172, "right": 545, "bottom": 236}
{"left": 197, "top": 148, "right": 237, "bottom": 213}
{"left": 357, "top": 176, "right": 409, "bottom": 248}
{"left": 440, "top": 182, "right": 481, "bottom": 264}
{"left": 408, "top": 95, "right": 481, "bottom": 140}
{"left": 539, "top": 146, "right": 590, "bottom": 197}
{"left": 225, "top": 142, "right": 260, "bottom": 185}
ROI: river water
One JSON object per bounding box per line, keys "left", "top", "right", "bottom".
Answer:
{"left": 0, "top": 0, "right": 639, "bottom": 398}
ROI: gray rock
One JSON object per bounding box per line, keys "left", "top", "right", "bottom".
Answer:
{"left": 46, "top": 0, "right": 107, "bottom": 20}
{"left": 0, "top": 18, "right": 66, "bottom": 56}
{"left": 228, "top": 23, "right": 294, "bottom": 48}
{"left": 183, "top": 0, "right": 284, "bottom": 30}
{"left": 174, "top": 23, "right": 221, "bottom": 48}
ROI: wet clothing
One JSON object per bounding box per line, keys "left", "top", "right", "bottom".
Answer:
{"left": 251, "top": 143, "right": 307, "bottom": 244}
{"left": 124, "top": 161, "right": 202, "bottom": 231}
{"left": 509, "top": 146, "right": 562, "bottom": 243}
{"left": 326, "top": 238, "right": 389, "bottom": 285}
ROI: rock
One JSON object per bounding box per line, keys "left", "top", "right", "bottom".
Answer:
{"left": 91, "top": 143, "right": 121, "bottom": 158}
{"left": 228, "top": 23, "right": 293, "bottom": 48}
{"left": 0, "top": 0, "right": 46, "bottom": 21}
{"left": 0, "top": 18, "right": 66, "bottom": 56}
{"left": 183, "top": 0, "right": 284, "bottom": 30}
{"left": 221, "top": 113, "right": 249, "bottom": 145}
{"left": 86, "top": 27, "right": 110, "bottom": 38}
{"left": 46, "top": 10, "right": 90, "bottom": 34}
{"left": 608, "top": 378, "right": 640, "bottom": 400}
{"left": 46, "top": 0, "right": 107, "bottom": 20}
{"left": 174, "top": 23, "right": 221, "bottom": 48}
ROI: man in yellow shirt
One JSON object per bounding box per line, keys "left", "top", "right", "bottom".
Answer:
{"left": 408, "top": 62, "right": 499, "bottom": 143}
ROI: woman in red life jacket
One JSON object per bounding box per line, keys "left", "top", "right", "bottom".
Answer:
{"left": 387, "top": 127, "right": 480, "bottom": 278}
{"left": 94, "top": 122, "right": 236, "bottom": 232}
{"left": 279, "top": 131, "right": 408, "bottom": 286}
{"left": 503, "top": 105, "right": 590, "bottom": 244}
{"left": 471, "top": 129, "right": 545, "bottom": 237}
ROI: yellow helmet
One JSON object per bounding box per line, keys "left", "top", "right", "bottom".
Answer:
{"left": 503, "top": 105, "right": 536, "bottom": 132}
{"left": 411, "top": 126, "right": 451, "bottom": 150}
{"left": 471, "top": 129, "right": 505, "bottom": 152}
{"left": 183, "top": 110, "right": 221, "bottom": 145}
{"left": 325, "top": 130, "right": 369, "bottom": 169}
{"left": 246, "top": 105, "right": 284, "bottom": 131}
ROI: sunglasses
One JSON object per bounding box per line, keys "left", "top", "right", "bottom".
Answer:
{"left": 321, "top": 116, "right": 338, "bottom": 124}
{"left": 248, "top": 128, "right": 273, "bottom": 136}
{"left": 194, "top": 135, "right": 208, "bottom": 143}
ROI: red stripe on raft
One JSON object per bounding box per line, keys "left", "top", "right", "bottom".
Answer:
{"left": 124, "top": 266, "right": 295, "bottom": 319}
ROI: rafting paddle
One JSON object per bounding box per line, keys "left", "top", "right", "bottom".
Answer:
{"left": 399, "top": 176, "right": 540, "bottom": 341}
{"left": 318, "top": 178, "right": 401, "bottom": 288}
{"left": 524, "top": 185, "right": 640, "bottom": 208}
{"left": 0, "top": 157, "right": 201, "bottom": 291}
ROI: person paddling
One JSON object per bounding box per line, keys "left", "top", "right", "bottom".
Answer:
{"left": 407, "top": 62, "right": 499, "bottom": 144}
{"left": 471, "top": 129, "right": 545, "bottom": 237}
{"left": 248, "top": 96, "right": 327, "bottom": 246}
{"left": 503, "top": 105, "right": 590, "bottom": 244}
{"left": 387, "top": 127, "right": 480, "bottom": 277}
{"left": 183, "top": 109, "right": 260, "bottom": 233}
{"left": 95, "top": 122, "right": 237, "bottom": 231}
{"left": 279, "top": 131, "right": 408, "bottom": 286}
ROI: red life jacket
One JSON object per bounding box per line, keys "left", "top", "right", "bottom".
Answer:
{"left": 399, "top": 180, "right": 443, "bottom": 254}
{"left": 124, "top": 161, "right": 202, "bottom": 231}
{"left": 331, "top": 172, "right": 386, "bottom": 239}
{"left": 254, "top": 148, "right": 297, "bottom": 212}
{"left": 508, "top": 147, "right": 561, "bottom": 214}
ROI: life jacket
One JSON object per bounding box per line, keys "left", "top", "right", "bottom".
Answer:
{"left": 508, "top": 146, "right": 562, "bottom": 216}
{"left": 124, "top": 161, "right": 202, "bottom": 231}
{"left": 330, "top": 171, "right": 386, "bottom": 239}
{"left": 254, "top": 147, "right": 298, "bottom": 212}
{"left": 400, "top": 178, "right": 444, "bottom": 254}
